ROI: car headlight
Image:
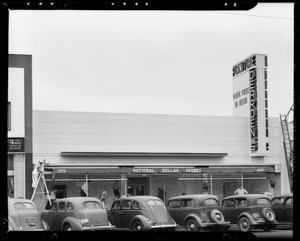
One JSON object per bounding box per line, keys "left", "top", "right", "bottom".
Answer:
{"left": 252, "top": 213, "right": 259, "bottom": 220}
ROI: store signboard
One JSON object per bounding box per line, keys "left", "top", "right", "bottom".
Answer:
{"left": 132, "top": 168, "right": 202, "bottom": 174}
{"left": 49, "top": 166, "right": 274, "bottom": 175}
{"left": 8, "top": 138, "right": 24, "bottom": 152}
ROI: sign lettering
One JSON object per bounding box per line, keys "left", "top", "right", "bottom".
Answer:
{"left": 233, "top": 55, "right": 256, "bottom": 77}
{"left": 8, "top": 138, "right": 24, "bottom": 152}
{"left": 249, "top": 68, "right": 258, "bottom": 151}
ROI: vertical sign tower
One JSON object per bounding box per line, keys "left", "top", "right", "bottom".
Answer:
{"left": 232, "top": 54, "right": 269, "bottom": 154}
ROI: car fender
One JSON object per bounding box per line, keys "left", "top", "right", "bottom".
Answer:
{"left": 129, "top": 215, "right": 152, "bottom": 230}
{"left": 237, "top": 212, "right": 256, "bottom": 225}
{"left": 8, "top": 219, "right": 19, "bottom": 231}
{"left": 183, "top": 213, "right": 204, "bottom": 228}
{"left": 61, "top": 217, "right": 84, "bottom": 231}
{"left": 42, "top": 220, "right": 50, "bottom": 231}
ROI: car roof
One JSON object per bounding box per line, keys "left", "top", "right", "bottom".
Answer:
{"left": 271, "top": 193, "right": 293, "bottom": 199}
{"left": 53, "top": 197, "right": 100, "bottom": 203}
{"left": 222, "top": 194, "right": 271, "bottom": 200}
{"left": 116, "top": 195, "right": 162, "bottom": 201}
{"left": 8, "top": 197, "right": 36, "bottom": 205}
{"left": 168, "top": 194, "right": 219, "bottom": 201}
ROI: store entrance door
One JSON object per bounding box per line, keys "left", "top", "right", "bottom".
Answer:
{"left": 127, "top": 177, "right": 149, "bottom": 196}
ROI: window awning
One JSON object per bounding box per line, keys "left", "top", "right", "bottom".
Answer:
{"left": 60, "top": 151, "right": 228, "bottom": 157}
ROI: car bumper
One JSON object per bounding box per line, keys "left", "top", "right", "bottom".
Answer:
{"left": 253, "top": 219, "right": 278, "bottom": 225}
{"left": 201, "top": 222, "right": 230, "bottom": 228}
{"left": 150, "top": 224, "right": 177, "bottom": 230}
{"left": 82, "top": 224, "right": 115, "bottom": 231}
{"left": 18, "top": 228, "right": 48, "bottom": 231}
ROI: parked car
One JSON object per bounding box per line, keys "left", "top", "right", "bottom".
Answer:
{"left": 167, "top": 194, "right": 230, "bottom": 232}
{"left": 107, "top": 196, "right": 177, "bottom": 231}
{"left": 8, "top": 197, "right": 49, "bottom": 231}
{"left": 41, "top": 197, "right": 114, "bottom": 231}
{"left": 271, "top": 194, "right": 293, "bottom": 227}
{"left": 221, "top": 194, "right": 278, "bottom": 232}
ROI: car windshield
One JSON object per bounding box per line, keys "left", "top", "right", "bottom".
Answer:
{"left": 256, "top": 198, "right": 270, "bottom": 205}
{"left": 14, "top": 202, "right": 35, "bottom": 210}
{"left": 83, "top": 201, "right": 100, "bottom": 208}
{"left": 203, "top": 198, "right": 219, "bottom": 206}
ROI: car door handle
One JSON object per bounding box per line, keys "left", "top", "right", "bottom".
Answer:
{"left": 118, "top": 212, "right": 123, "bottom": 214}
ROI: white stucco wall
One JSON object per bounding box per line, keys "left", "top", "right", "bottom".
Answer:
{"left": 32, "top": 110, "right": 283, "bottom": 166}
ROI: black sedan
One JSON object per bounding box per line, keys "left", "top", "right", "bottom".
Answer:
{"left": 167, "top": 194, "right": 230, "bottom": 232}
{"left": 271, "top": 194, "right": 293, "bottom": 228}
{"left": 221, "top": 194, "right": 278, "bottom": 232}
{"left": 107, "top": 196, "right": 176, "bottom": 231}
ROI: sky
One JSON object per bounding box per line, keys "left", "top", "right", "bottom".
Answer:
{"left": 8, "top": 3, "right": 294, "bottom": 119}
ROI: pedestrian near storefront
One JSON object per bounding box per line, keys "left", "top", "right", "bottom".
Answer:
{"left": 99, "top": 191, "right": 108, "bottom": 210}
{"left": 234, "top": 185, "right": 248, "bottom": 195}
{"left": 112, "top": 180, "right": 120, "bottom": 199}
{"left": 80, "top": 180, "right": 91, "bottom": 197}
{"left": 158, "top": 187, "right": 166, "bottom": 201}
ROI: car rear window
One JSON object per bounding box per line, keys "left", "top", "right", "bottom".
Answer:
{"left": 286, "top": 198, "right": 293, "bottom": 205}
{"left": 271, "top": 198, "right": 284, "bottom": 205}
{"left": 147, "top": 199, "right": 164, "bottom": 206}
{"left": 203, "top": 198, "right": 219, "bottom": 206}
{"left": 14, "top": 202, "right": 35, "bottom": 210}
{"left": 83, "top": 201, "right": 100, "bottom": 208}
{"left": 256, "top": 198, "right": 270, "bottom": 205}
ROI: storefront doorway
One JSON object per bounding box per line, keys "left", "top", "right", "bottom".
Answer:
{"left": 127, "top": 177, "right": 149, "bottom": 196}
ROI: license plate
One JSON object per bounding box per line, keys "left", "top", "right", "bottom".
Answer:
{"left": 26, "top": 217, "right": 36, "bottom": 223}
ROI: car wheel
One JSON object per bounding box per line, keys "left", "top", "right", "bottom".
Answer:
{"left": 210, "top": 210, "right": 225, "bottom": 223}
{"left": 132, "top": 220, "right": 144, "bottom": 231}
{"left": 63, "top": 223, "right": 72, "bottom": 231}
{"left": 262, "top": 208, "right": 275, "bottom": 222}
{"left": 262, "top": 226, "right": 272, "bottom": 232}
{"left": 185, "top": 219, "right": 199, "bottom": 232}
{"left": 238, "top": 217, "right": 251, "bottom": 232}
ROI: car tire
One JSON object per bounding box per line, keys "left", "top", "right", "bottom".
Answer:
{"left": 238, "top": 217, "right": 251, "bottom": 232}
{"left": 185, "top": 219, "right": 199, "bottom": 232}
{"left": 132, "top": 220, "right": 144, "bottom": 231}
{"left": 63, "top": 223, "right": 72, "bottom": 231}
{"left": 262, "top": 208, "right": 275, "bottom": 222}
{"left": 210, "top": 210, "right": 225, "bottom": 223}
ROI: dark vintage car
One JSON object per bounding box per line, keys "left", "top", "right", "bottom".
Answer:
{"left": 8, "top": 197, "right": 49, "bottom": 231}
{"left": 167, "top": 194, "right": 230, "bottom": 232}
{"left": 41, "top": 197, "right": 114, "bottom": 231}
{"left": 221, "top": 194, "right": 278, "bottom": 232}
{"left": 271, "top": 194, "right": 293, "bottom": 227}
{"left": 107, "top": 196, "right": 177, "bottom": 231}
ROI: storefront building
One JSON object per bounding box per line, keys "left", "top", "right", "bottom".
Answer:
{"left": 29, "top": 53, "right": 290, "bottom": 209}
{"left": 32, "top": 110, "right": 287, "bottom": 208}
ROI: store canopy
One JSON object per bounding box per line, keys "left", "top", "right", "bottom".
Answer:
{"left": 60, "top": 152, "right": 228, "bottom": 157}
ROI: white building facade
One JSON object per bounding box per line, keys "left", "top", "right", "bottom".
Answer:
{"left": 32, "top": 110, "right": 288, "bottom": 207}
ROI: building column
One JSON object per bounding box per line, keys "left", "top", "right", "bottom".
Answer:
{"left": 13, "top": 154, "right": 25, "bottom": 198}
{"left": 121, "top": 174, "right": 127, "bottom": 197}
